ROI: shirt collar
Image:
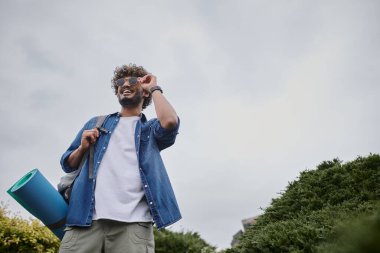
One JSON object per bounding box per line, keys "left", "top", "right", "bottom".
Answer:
{"left": 114, "top": 112, "right": 147, "bottom": 123}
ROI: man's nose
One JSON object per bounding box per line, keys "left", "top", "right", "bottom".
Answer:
{"left": 122, "top": 81, "right": 131, "bottom": 87}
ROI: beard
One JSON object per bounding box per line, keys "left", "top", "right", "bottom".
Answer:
{"left": 118, "top": 89, "right": 144, "bottom": 108}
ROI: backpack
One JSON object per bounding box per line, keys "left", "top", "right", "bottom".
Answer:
{"left": 58, "top": 115, "right": 107, "bottom": 203}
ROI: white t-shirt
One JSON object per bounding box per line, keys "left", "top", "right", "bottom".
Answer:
{"left": 92, "top": 116, "right": 152, "bottom": 222}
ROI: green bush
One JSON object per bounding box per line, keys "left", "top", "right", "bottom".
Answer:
{"left": 0, "top": 204, "right": 216, "bottom": 252}
{"left": 317, "top": 209, "right": 380, "bottom": 253}
{"left": 226, "top": 154, "right": 380, "bottom": 253}
{"left": 0, "top": 205, "right": 60, "bottom": 253}
{"left": 154, "top": 228, "right": 216, "bottom": 253}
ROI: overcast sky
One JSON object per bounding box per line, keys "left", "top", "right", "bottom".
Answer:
{"left": 1, "top": 0, "right": 379, "bottom": 250}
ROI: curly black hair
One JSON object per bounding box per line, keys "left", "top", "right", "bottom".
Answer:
{"left": 111, "top": 64, "right": 152, "bottom": 110}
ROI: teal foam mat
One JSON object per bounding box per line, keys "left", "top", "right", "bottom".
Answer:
{"left": 8, "top": 168, "right": 68, "bottom": 239}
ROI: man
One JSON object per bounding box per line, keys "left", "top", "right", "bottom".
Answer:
{"left": 59, "top": 64, "right": 181, "bottom": 252}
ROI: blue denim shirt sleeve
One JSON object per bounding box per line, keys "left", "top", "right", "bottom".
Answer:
{"left": 152, "top": 117, "right": 180, "bottom": 151}
{"left": 60, "top": 117, "right": 97, "bottom": 173}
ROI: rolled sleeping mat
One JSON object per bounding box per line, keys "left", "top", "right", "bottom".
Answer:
{"left": 7, "top": 168, "right": 68, "bottom": 239}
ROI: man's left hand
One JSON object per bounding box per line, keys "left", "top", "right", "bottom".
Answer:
{"left": 138, "top": 74, "right": 157, "bottom": 92}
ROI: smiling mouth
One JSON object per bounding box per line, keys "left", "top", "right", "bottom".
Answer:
{"left": 122, "top": 89, "right": 133, "bottom": 95}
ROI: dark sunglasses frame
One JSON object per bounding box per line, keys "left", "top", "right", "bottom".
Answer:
{"left": 115, "top": 77, "right": 138, "bottom": 87}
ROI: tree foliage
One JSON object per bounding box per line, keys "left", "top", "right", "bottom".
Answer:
{"left": 225, "top": 154, "right": 380, "bottom": 253}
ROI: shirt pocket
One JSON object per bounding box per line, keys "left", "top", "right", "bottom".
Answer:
{"left": 140, "top": 127, "right": 151, "bottom": 142}
{"left": 139, "top": 129, "right": 153, "bottom": 157}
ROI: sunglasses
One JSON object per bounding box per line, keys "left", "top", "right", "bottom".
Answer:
{"left": 115, "top": 77, "right": 139, "bottom": 87}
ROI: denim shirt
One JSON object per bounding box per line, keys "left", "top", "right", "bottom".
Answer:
{"left": 60, "top": 112, "right": 181, "bottom": 229}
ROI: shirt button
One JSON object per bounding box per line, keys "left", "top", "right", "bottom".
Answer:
{"left": 103, "top": 147, "right": 106, "bottom": 150}
{"left": 144, "top": 185, "right": 147, "bottom": 188}
{"left": 97, "top": 161, "right": 100, "bottom": 164}
{"left": 149, "top": 202, "right": 153, "bottom": 205}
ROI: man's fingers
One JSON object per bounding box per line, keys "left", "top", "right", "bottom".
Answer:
{"left": 89, "top": 130, "right": 99, "bottom": 142}
{"left": 139, "top": 75, "right": 148, "bottom": 83}
{"left": 91, "top": 136, "right": 97, "bottom": 144}
{"left": 89, "top": 134, "right": 96, "bottom": 144}
{"left": 83, "top": 128, "right": 100, "bottom": 145}
{"left": 88, "top": 128, "right": 99, "bottom": 136}
{"left": 93, "top": 128, "right": 99, "bottom": 138}
{"left": 140, "top": 74, "right": 155, "bottom": 83}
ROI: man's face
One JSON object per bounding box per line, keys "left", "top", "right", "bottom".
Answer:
{"left": 116, "top": 76, "right": 144, "bottom": 108}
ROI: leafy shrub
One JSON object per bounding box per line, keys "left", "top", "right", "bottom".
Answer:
{"left": 317, "top": 208, "right": 380, "bottom": 253}
{"left": 0, "top": 205, "right": 60, "bottom": 253}
{"left": 0, "top": 204, "right": 215, "bottom": 252}
{"left": 226, "top": 154, "right": 380, "bottom": 253}
{"left": 154, "top": 228, "right": 216, "bottom": 253}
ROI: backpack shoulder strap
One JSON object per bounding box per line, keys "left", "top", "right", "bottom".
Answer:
{"left": 95, "top": 115, "right": 107, "bottom": 128}
{"left": 88, "top": 115, "right": 108, "bottom": 179}
{"left": 77, "top": 115, "right": 108, "bottom": 179}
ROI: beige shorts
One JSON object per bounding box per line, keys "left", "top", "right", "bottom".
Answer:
{"left": 59, "top": 220, "right": 154, "bottom": 253}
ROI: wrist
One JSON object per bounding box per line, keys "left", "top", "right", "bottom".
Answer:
{"left": 150, "top": 85, "right": 163, "bottom": 94}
